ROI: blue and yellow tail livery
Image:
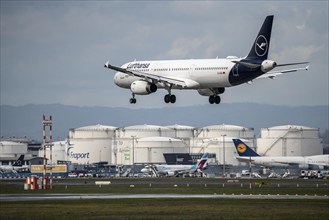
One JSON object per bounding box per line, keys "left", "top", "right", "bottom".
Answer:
{"left": 232, "top": 139, "right": 259, "bottom": 157}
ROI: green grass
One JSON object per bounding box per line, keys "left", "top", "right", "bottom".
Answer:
{"left": 1, "top": 178, "right": 329, "bottom": 219}
{"left": 1, "top": 178, "right": 328, "bottom": 196}
{"left": 1, "top": 198, "right": 329, "bottom": 220}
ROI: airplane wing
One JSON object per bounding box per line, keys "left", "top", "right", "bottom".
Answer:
{"left": 104, "top": 61, "right": 190, "bottom": 88}
{"left": 256, "top": 65, "right": 309, "bottom": 80}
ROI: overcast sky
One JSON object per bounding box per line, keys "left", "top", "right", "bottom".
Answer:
{"left": 1, "top": 1, "right": 328, "bottom": 108}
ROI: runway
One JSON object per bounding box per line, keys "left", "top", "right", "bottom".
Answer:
{"left": 1, "top": 193, "right": 328, "bottom": 201}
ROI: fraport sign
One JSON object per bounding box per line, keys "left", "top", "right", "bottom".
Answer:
{"left": 70, "top": 152, "right": 90, "bottom": 160}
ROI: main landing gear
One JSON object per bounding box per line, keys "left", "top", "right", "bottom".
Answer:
{"left": 129, "top": 93, "right": 176, "bottom": 104}
{"left": 164, "top": 85, "right": 176, "bottom": 104}
{"left": 130, "top": 93, "right": 137, "bottom": 104}
{"left": 164, "top": 94, "right": 176, "bottom": 103}
{"left": 209, "top": 95, "right": 221, "bottom": 104}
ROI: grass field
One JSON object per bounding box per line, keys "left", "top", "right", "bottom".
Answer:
{"left": 1, "top": 178, "right": 329, "bottom": 219}
{"left": 1, "top": 198, "right": 329, "bottom": 220}
{"left": 1, "top": 178, "right": 328, "bottom": 195}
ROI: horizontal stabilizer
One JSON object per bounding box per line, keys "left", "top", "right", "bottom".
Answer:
{"left": 257, "top": 65, "right": 309, "bottom": 80}
{"left": 276, "top": 62, "right": 309, "bottom": 67}
{"left": 231, "top": 60, "right": 261, "bottom": 68}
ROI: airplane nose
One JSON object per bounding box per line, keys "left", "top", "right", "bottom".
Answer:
{"left": 113, "top": 73, "right": 119, "bottom": 85}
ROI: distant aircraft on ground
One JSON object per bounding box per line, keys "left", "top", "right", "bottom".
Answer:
{"left": 104, "top": 15, "right": 308, "bottom": 104}
{"left": 0, "top": 155, "right": 29, "bottom": 173}
{"left": 232, "top": 139, "right": 329, "bottom": 169}
{"left": 141, "top": 153, "right": 208, "bottom": 177}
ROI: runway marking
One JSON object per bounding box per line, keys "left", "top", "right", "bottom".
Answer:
{"left": 1, "top": 194, "right": 328, "bottom": 201}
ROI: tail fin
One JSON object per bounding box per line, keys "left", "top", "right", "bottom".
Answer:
{"left": 12, "top": 155, "right": 24, "bottom": 166}
{"left": 197, "top": 153, "right": 208, "bottom": 170}
{"left": 232, "top": 139, "right": 259, "bottom": 157}
{"left": 246, "top": 15, "right": 273, "bottom": 60}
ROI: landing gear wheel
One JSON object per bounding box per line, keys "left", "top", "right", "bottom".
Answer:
{"left": 170, "top": 95, "right": 176, "bottom": 103}
{"left": 215, "top": 96, "right": 221, "bottom": 104}
{"left": 209, "top": 96, "right": 215, "bottom": 104}
{"left": 209, "top": 95, "right": 220, "bottom": 104}
{"left": 129, "top": 98, "right": 136, "bottom": 104}
{"left": 164, "top": 94, "right": 176, "bottom": 103}
{"left": 164, "top": 95, "right": 170, "bottom": 103}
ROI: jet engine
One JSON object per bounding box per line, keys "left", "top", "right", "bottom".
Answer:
{"left": 298, "top": 164, "right": 309, "bottom": 169}
{"left": 166, "top": 171, "right": 176, "bottom": 177}
{"left": 197, "top": 88, "right": 225, "bottom": 96}
{"left": 261, "top": 60, "right": 277, "bottom": 72}
{"left": 130, "top": 80, "right": 157, "bottom": 95}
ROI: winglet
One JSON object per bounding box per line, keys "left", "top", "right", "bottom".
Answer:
{"left": 104, "top": 61, "right": 110, "bottom": 68}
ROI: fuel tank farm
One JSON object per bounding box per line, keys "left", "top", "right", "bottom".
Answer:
{"left": 256, "top": 125, "right": 322, "bottom": 156}
{"left": 38, "top": 124, "right": 323, "bottom": 166}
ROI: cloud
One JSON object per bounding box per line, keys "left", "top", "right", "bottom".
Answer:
{"left": 0, "top": 1, "right": 328, "bottom": 108}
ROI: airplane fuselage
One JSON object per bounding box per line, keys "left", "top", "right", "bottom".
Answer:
{"left": 0, "top": 165, "right": 29, "bottom": 173}
{"left": 155, "top": 164, "right": 198, "bottom": 173}
{"left": 236, "top": 155, "right": 329, "bottom": 169}
{"left": 114, "top": 57, "right": 262, "bottom": 90}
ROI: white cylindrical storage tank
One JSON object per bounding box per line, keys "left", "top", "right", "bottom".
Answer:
{"left": 193, "top": 124, "right": 254, "bottom": 164}
{"left": 119, "top": 125, "right": 175, "bottom": 138}
{"left": 68, "top": 124, "right": 117, "bottom": 164}
{"left": 135, "top": 137, "right": 188, "bottom": 164}
{"left": 69, "top": 124, "right": 117, "bottom": 139}
{"left": 114, "top": 137, "right": 188, "bottom": 164}
{"left": 166, "top": 124, "right": 196, "bottom": 139}
{"left": 38, "top": 141, "right": 67, "bottom": 164}
{"left": 0, "top": 141, "right": 28, "bottom": 160}
{"left": 198, "top": 124, "right": 254, "bottom": 139}
{"left": 193, "top": 137, "right": 254, "bottom": 166}
{"left": 257, "top": 125, "right": 322, "bottom": 156}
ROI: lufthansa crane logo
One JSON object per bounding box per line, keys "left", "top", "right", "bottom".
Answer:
{"left": 255, "top": 35, "right": 268, "bottom": 57}
{"left": 237, "top": 143, "right": 247, "bottom": 154}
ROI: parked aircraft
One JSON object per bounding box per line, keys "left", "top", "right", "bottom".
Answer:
{"left": 0, "top": 155, "right": 29, "bottom": 173}
{"left": 104, "top": 15, "right": 308, "bottom": 104}
{"left": 232, "top": 139, "right": 329, "bottom": 169}
{"left": 141, "top": 153, "right": 208, "bottom": 177}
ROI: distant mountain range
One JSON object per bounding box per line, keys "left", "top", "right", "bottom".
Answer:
{"left": 1, "top": 103, "right": 328, "bottom": 141}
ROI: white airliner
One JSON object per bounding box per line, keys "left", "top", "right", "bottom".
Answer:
{"left": 0, "top": 155, "right": 29, "bottom": 173}
{"left": 141, "top": 153, "right": 208, "bottom": 177}
{"left": 233, "top": 139, "right": 329, "bottom": 169}
{"left": 104, "top": 15, "right": 308, "bottom": 104}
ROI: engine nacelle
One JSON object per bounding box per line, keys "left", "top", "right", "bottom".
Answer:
{"left": 261, "top": 60, "right": 277, "bottom": 72}
{"left": 197, "top": 88, "right": 225, "bottom": 96}
{"left": 298, "top": 164, "right": 309, "bottom": 169}
{"left": 166, "top": 171, "right": 176, "bottom": 177}
{"left": 216, "top": 88, "right": 225, "bottom": 94}
{"left": 130, "top": 80, "right": 157, "bottom": 95}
